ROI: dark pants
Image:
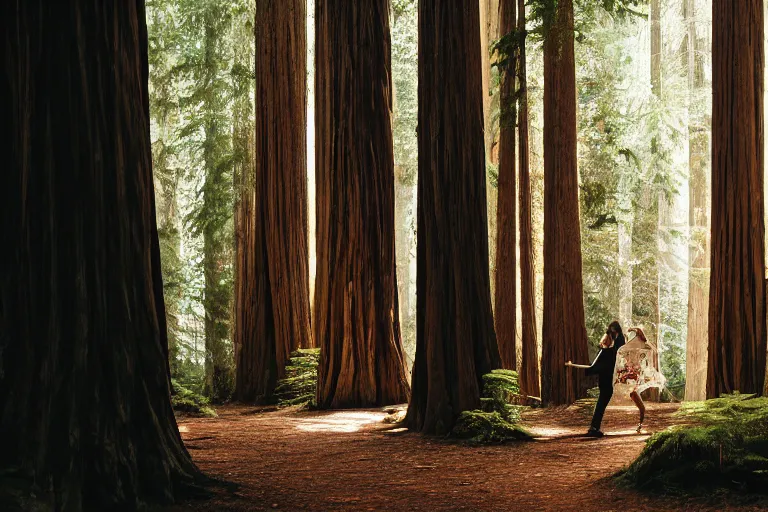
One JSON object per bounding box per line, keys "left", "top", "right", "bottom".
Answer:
{"left": 590, "top": 381, "right": 613, "bottom": 431}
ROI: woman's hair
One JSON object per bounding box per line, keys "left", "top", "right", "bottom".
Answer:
{"left": 607, "top": 321, "right": 623, "bottom": 338}
{"left": 629, "top": 327, "right": 647, "bottom": 342}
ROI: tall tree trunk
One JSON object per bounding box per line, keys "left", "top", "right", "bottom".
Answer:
{"left": 235, "top": 0, "right": 313, "bottom": 403}
{"left": 684, "top": 0, "right": 710, "bottom": 401}
{"left": 407, "top": 0, "right": 501, "bottom": 434}
{"left": 201, "top": 7, "right": 233, "bottom": 401}
{"left": 495, "top": 0, "right": 517, "bottom": 370}
{"left": 481, "top": 0, "right": 500, "bottom": 301}
{"left": 314, "top": 0, "right": 410, "bottom": 408}
{"left": 395, "top": 165, "right": 415, "bottom": 356}
{"left": 648, "top": 0, "right": 662, "bottom": 402}
{"left": 541, "top": 0, "right": 589, "bottom": 406}
{"left": 0, "top": 2, "right": 203, "bottom": 508}
{"left": 517, "top": 0, "right": 540, "bottom": 398}
{"left": 708, "top": 0, "right": 766, "bottom": 398}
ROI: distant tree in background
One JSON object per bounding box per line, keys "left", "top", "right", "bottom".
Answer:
{"left": 539, "top": 0, "right": 591, "bottom": 405}
{"left": 235, "top": 0, "right": 313, "bottom": 404}
{"left": 516, "top": 0, "right": 541, "bottom": 399}
{"left": 495, "top": 0, "right": 519, "bottom": 372}
{"left": 684, "top": 0, "right": 710, "bottom": 402}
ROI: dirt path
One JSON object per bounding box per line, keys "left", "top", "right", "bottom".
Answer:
{"left": 171, "top": 403, "right": 765, "bottom": 511}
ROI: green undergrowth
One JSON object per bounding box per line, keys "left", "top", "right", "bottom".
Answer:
{"left": 275, "top": 348, "right": 320, "bottom": 409}
{"left": 171, "top": 378, "right": 217, "bottom": 418}
{"left": 617, "top": 393, "right": 768, "bottom": 495}
{"left": 452, "top": 369, "right": 533, "bottom": 444}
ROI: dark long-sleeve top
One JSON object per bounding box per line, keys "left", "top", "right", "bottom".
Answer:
{"left": 586, "top": 333, "right": 626, "bottom": 386}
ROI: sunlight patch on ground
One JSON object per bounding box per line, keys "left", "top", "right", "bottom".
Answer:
{"left": 294, "top": 411, "right": 386, "bottom": 433}
{"left": 178, "top": 425, "right": 189, "bottom": 433}
{"left": 528, "top": 426, "right": 573, "bottom": 437}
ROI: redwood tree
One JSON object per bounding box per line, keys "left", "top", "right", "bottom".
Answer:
{"left": 495, "top": 0, "right": 518, "bottom": 371}
{"left": 0, "top": 1, "right": 201, "bottom": 508}
{"left": 540, "top": 0, "right": 590, "bottom": 405}
{"left": 684, "top": 0, "right": 709, "bottom": 402}
{"left": 406, "top": 0, "right": 501, "bottom": 434}
{"left": 708, "top": 0, "right": 766, "bottom": 398}
{"left": 517, "top": 0, "right": 540, "bottom": 398}
{"left": 235, "top": 0, "right": 313, "bottom": 403}
{"left": 314, "top": 0, "right": 410, "bottom": 408}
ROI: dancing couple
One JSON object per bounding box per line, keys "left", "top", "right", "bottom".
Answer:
{"left": 565, "top": 322, "right": 663, "bottom": 437}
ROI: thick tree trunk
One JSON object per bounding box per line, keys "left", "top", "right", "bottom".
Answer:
{"left": 407, "top": 0, "right": 501, "bottom": 434}
{"left": 708, "top": 0, "right": 766, "bottom": 398}
{"left": 684, "top": 0, "right": 710, "bottom": 402}
{"left": 0, "top": 2, "right": 203, "bottom": 509}
{"left": 235, "top": 0, "right": 313, "bottom": 404}
{"left": 314, "top": 0, "right": 410, "bottom": 408}
{"left": 517, "top": 0, "right": 540, "bottom": 399}
{"left": 540, "top": 0, "right": 589, "bottom": 406}
{"left": 495, "top": 0, "right": 518, "bottom": 370}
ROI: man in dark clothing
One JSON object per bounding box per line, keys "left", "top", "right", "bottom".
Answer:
{"left": 566, "top": 321, "right": 625, "bottom": 437}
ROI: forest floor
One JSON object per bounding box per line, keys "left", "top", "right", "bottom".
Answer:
{"left": 169, "top": 401, "right": 767, "bottom": 511}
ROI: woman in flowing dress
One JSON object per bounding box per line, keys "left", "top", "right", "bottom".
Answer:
{"left": 614, "top": 327, "right": 666, "bottom": 432}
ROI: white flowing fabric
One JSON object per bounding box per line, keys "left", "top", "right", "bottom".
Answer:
{"left": 612, "top": 338, "right": 666, "bottom": 400}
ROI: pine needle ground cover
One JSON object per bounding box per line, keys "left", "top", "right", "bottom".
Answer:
{"left": 451, "top": 370, "right": 533, "bottom": 444}
{"left": 617, "top": 393, "right": 768, "bottom": 495}
{"left": 275, "top": 348, "right": 320, "bottom": 409}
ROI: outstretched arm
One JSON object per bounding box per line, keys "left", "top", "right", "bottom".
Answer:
{"left": 565, "top": 361, "right": 591, "bottom": 369}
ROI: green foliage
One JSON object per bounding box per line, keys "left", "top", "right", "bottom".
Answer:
{"left": 171, "top": 378, "right": 218, "bottom": 417}
{"left": 618, "top": 394, "right": 768, "bottom": 495}
{"left": 527, "top": 0, "right": 647, "bottom": 41}
{"left": 275, "top": 349, "right": 321, "bottom": 409}
{"left": 148, "top": 0, "right": 253, "bottom": 400}
{"left": 451, "top": 370, "right": 532, "bottom": 444}
{"left": 452, "top": 411, "right": 532, "bottom": 444}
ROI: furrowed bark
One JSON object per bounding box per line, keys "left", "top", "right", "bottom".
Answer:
{"left": 540, "top": 0, "right": 590, "bottom": 406}
{"left": 314, "top": 0, "right": 410, "bottom": 408}
{"left": 517, "top": 0, "right": 540, "bottom": 399}
{"left": 0, "top": 1, "right": 203, "bottom": 508}
{"left": 407, "top": 0, "right": 501, "bottom": 434}
{"left": 494, "top": 0, "right": 518, "bottom": 371}
{"left": 708, "top": 0, "right": 766, "bottom": 398}
{"left": 235, "top": 0, "right": 313, "bottom": 403}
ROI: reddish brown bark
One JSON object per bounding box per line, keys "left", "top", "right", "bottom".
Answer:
{"left": 406, "top": 0, "right": 501, "bottom": 434}
{"left": 494, "top": 0, "right": 518, "bottom": 371}
{"left": 684, "top": 0, "right": 709, "bottom": 401}
{"left": 314, "top": 0, "right": 410, "bottom": 408}
{"left": 517, "top": 0, "right": 540, "bottom": 399}
{"left": 0, "top": 1, "right": 202, "bottom": 508}
{"left": 235, "top": 0, "right": 313, "bottom": 403}
{"left": 708, "top": 0, "right": 766, "bottom": 398}
{"left": 540, "top": 0, "right": 590, "bottom": 406}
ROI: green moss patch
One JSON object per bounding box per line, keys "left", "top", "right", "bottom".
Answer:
{"left": 617, "top": 393, "right": 768, "bottom": 495}
{"left": 451, "top": 369, "right": 532, "bottom": 444}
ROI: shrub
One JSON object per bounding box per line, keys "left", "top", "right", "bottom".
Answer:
{"left": 171, "top": 378, "right": 217, "bottom": 418}
{"left": 451, "top": 369, "right": 532, "bottom": 444}
{"left": 274, "top": 348, "right": 320, "bottom": 409}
